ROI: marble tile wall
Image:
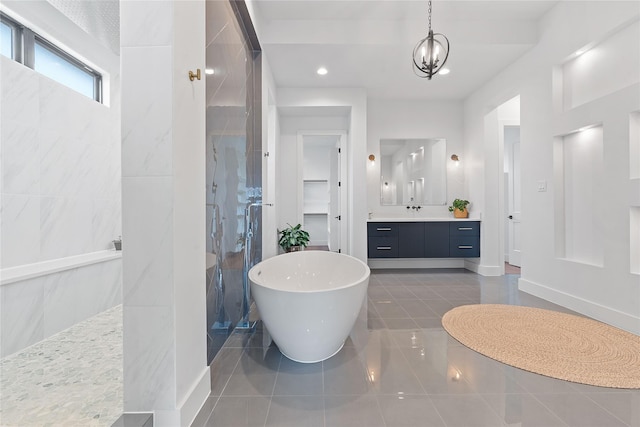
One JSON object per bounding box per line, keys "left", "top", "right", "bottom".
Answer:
{"left": 120, "top": 0, "right": 177, "bottom": 416}
{"left": 0, "top": 56, "right": 122, "bottom": 269}
{"left": 0, "top": 49, "right": 122, "bottom": 357}
{"left": 0, "top": 258, "right": 122, "bottom": 357}
{"left": 121, "top": 1, "right": 210, "bottom": 424}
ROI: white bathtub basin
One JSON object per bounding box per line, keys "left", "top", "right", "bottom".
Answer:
{"left": 249, "top": 251, "right": 370, "bottom": 363}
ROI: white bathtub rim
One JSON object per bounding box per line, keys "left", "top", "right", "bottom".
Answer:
{"left": 249, "top": 251, "right": 370, "bottom": 294}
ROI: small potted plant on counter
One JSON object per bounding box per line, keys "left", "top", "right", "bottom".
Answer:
{"left": 448, "top": 199, "right": 470, "bottom": 218}
{"left": 278, "top": 223, "right": 310, "bottom": 252}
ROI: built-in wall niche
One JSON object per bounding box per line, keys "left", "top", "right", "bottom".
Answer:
{"left": 561, "top": 20, "right": 640, "bottom": 111}
{"left": 554, "top": 125, "right": 604, "bottom": 266}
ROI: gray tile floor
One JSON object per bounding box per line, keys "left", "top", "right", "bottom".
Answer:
{"left": 192, "top": 269, "right": 640, "bottom": 427}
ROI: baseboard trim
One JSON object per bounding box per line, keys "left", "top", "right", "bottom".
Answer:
{"left": 179, "top": 366, "right": 211, "bottom": 427}
{"left": 519, "top": 278, "right": 640, "bottom": 335}
{"left": 464, "top": 260, "right": 502, "bottom": 276}
{"left": 368, "top": 258, "right": 464, "bottom": 269}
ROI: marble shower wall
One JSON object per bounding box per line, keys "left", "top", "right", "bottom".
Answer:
{"left": 0, "top": 56, "right": 122, "bottom": 357}
{"left": 0, "top": 57, "right": 122, "bottom": 268}
{"left": 121, "top": 1, "right": 209, "bottom": 423}
{"left": 0, "top": 260, "right": 122, "bottom": 357}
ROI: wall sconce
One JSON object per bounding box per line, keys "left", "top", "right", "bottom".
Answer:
{"left": 368, "top": 154, "right": 376, "bottom": 162}
{"left": 450, "top": 154, "right": 459, "bottom": 161}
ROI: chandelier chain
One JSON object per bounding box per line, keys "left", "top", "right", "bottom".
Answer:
{"left": 413, "top": 0, "right": 449, "bottom": 80}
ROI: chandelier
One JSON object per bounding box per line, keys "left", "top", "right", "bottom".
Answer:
{"left": 412, "top": 0, "right": 450, "bottom": 79}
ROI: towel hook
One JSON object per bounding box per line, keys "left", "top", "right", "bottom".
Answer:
{"left": 188, "top": 69, "right": 201, "bottom": 81}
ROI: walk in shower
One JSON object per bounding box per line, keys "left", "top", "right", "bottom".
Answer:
{"left": 205, "top": 0, "right": 262, "bottom": 363}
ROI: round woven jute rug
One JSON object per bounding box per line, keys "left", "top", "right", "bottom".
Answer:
{"left": 442, "top": 304, "right": 640, "bottom": 389}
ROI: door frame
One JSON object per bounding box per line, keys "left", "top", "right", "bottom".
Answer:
{"left": 499, "top": 119, "right": 521, "bottom": 269}
{"left": 297, "top": 130, "right": 348, "bottom": 253}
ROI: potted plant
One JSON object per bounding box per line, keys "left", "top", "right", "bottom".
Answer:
{"left": 278, "top": 223, "right": 310, "bottom": 252}
{"left": 448, "top": 199, "right": 470, "bottom": 218}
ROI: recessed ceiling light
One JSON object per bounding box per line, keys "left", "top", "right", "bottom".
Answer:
{"left": 317, "top": 67, "right": 328, "bottom": 76}
{"left": 205, "top": 68, "right": 215, "bottom": 75}
{"left": 439, "top": 68, "right": 450, "bottom": 75}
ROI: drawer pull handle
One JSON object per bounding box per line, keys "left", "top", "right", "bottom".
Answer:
{"left": 376, "top": 227, "right": 392, "bottom": 231}
{"left": 377, "top": 246, "right": 392, "bottom": 250}
{"left": 458, "top": 245, "right": 473, "bottom": 249}
{"left": 458, "top": 227, "right": 473, "bottom": 231}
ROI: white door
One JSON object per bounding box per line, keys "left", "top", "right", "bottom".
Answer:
{"left": 328, "top": 141, "right": 341, "bottom": 252}
{"left": 505, "top": 126, "right": 522, "bottom": 267}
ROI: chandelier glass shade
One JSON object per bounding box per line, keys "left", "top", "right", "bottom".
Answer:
{"left": 412, "top": 1, "right": 450, "bottom": 79}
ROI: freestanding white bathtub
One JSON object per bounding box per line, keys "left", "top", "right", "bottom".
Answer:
{"left": 249, "top": 251, "right": 370, "bottom": 363}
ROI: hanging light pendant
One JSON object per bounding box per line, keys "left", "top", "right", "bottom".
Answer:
{"left": 413, "top": 0, "right": 450, "bottom": 79}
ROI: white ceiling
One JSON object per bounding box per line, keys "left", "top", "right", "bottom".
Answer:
{"left": 46, "top": 0, "right": 120, "bottom": 55}
{"left": 250, "top": 0, "right": 559, "bottom": 100}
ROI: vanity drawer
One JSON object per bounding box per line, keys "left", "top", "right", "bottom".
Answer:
{"left": 449, "top": 237, "right": 480, "bottom": 257}
{"left": 367, "top": 223, "right": 400, "bottom": 237}
{"left": 368, "top": 237, "right": 399, "bottom": 258}
{"left": 449, "top": 221, "right": 480, "bottom": 236}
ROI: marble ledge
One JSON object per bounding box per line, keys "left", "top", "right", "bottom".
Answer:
{"left": 1, "top": 250, "right": 123, "bottom": 286}
{"left": 367, "top": 217, "right": 481, "bottom": 222}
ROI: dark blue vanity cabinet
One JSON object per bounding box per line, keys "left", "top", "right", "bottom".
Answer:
{"left": 367, "top": 223, "right": 399, "bottom": 257}
{"left": 399, "top": 222, "right": 425, "bottom": 258}
{"left": 424, "top": 222, "right": 450, "bottom": 258}
{"left": 449, "top": 221, "right": 481, "bottom": 257}
{"left": 367, "top": 221, "right": 480, "bottom": 259}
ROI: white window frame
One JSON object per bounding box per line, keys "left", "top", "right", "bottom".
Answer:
{"left": 1, "top": 12, "right": 102, "bottom": 103}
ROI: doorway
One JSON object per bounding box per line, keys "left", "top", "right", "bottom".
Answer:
{"left": 298, "top": 132, "right": 347, "bottom": 253}
{"left": 496, "top": 95, "right": 521, "bottom": 274}
{"left": 504, "top": 124, "right": 522, "bottom": 269}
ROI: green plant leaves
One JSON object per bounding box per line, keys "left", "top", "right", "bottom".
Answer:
{"left": 278, "top": 223, "right": 310, "bottom": 251}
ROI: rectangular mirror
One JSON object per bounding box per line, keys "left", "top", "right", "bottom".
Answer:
{"left": 380, "top": 138, "right": 447, "bottom": 206}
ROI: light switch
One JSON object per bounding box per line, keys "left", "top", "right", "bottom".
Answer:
{"left": 537, "top": 180, "right": 547, "bottom": 192}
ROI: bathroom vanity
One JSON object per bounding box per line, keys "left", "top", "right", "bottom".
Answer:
{"left": 367, "top": 219, "right": 480, "bottom": 259}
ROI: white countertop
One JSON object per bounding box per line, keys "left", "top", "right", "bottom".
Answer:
{"left": 367, "top": 217, "right": 481, "bottom": 222}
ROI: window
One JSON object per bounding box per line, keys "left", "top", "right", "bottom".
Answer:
{"left": 1, "top": 16, "right": 16, "bottom": 59}
{"left": 0, "top": 12, "right": 102, "bottom": 102}
{"left": 34, "top": 38, "right": 100, "bottom": 101}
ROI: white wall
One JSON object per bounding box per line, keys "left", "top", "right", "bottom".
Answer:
{"left": 463, "top": 1, "right": 640, "bottom": 333}
{"left": 367, "top": 99, "right": 465, "bottom": 219}
{"left": 120, "top": 1, "right": 209, "bottom": 425}
{"left": 276, "top": 88, "right": 367, "bottom": 260}
{"left": 0, "top": 2, "right": 121, "bottom": 357}
{"left": 261, "top": 54, "right": 279, "bottom": 259}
